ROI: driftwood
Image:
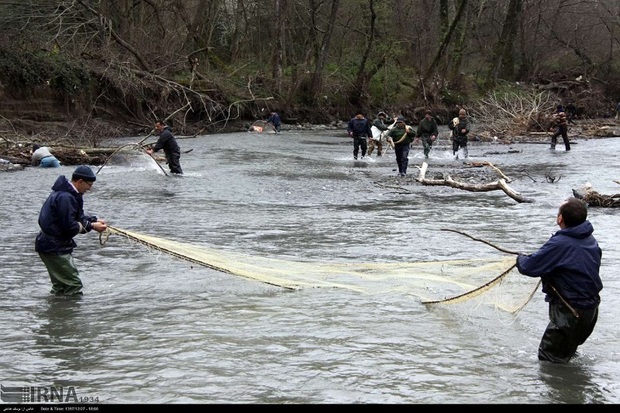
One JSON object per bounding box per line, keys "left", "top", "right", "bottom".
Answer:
{"left": 1, "top": 145, "right": 191, "bottom": 167}
{"left": 416, "top": 162, "right": 533, "bottom": 203}
{"left": 463, "top": 161, "right": 512, "bottom": 182}
{"left": 572, "top": 184, "right": 620, "bottom": 207}
{"left": 5, "top": 147, "right": 109, "bottom": 166}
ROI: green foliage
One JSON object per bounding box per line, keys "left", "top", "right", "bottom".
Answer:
{"left": 0, "top": 48, "right": 91, "bottom": 96}
{"left": 440, "top": 87, "right": 467, "bottom": 106}
{"left": 367, "top": 65, "right": 416, "bottom": 104}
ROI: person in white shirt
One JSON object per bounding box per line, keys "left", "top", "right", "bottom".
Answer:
{"left": 31, "top": 144, "right": 61, "bottom": 168}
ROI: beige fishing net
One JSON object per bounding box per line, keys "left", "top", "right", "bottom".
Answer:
{"left": 102, "top": 227, "right": 540, "bottom": 314}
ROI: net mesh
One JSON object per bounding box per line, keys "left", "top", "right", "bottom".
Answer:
{"left": 96, "top": 144, "right": 165, "bottom": 174}
{"left": 103, "top": 227, "right": 540, "bottom": 313}
{"left": 248, "top": 120, "right": 276, "bottom": 133}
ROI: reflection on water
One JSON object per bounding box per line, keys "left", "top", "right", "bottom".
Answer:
{"left": 538, "top": 361, "right": 609, "bottom": 404}
{"left": 1, "top": 131, "right": 619, "bottom": 404}
{"left": 34, "top": 297, "right": 86, "bottom": 376}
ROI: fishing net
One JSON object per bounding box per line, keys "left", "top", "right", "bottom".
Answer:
{"left": 248, "top": 120, "right": 277, "bottom": 133}
{"left": 102, "top": 227, "right": 540, "bottom": 314}
{"left": 96, "top": 144, "right": 165, "bottom": 175}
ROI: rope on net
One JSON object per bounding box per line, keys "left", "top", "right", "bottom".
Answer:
{"left": 421, "top": 228, "right": 540, "bottom": 314}
{"left": 422, "top": 261, "right": 517, "bottom": 305}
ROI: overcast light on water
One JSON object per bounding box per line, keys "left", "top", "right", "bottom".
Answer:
{"left": 1, "top": 128, "right": 618, "bottom": 405}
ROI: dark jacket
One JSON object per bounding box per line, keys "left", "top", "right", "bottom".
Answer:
{"left": 153, "top": 126, "right": 180, "bottom": 155}
{"left": 372, "top": 117, "right": 393, "bottom": 131}
{"left": 449, "top": 117, "right": 470, "bottom": 141}
{"left": 516, "top": 220, "right": 603, "bottom": 309}
{"left": 347, "top": 117, "right": 372, "bottom": 138}
{"left": 387, "top": 124, "right": 416, "bottom": 146}
{"left": 416, "top": 117, "right": 439, "bottom": 138}
{"left": 267, "top": 113, "right": 281, "bottom": 127}
{"left": 35, "top": 175, "right": 97, "bottom": 255}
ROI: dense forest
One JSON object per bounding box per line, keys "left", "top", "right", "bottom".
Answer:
{"left": 1, "top": 0, "right": 620, "bottom": 145}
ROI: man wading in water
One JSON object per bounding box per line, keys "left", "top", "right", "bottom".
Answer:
{"left": 516, "top": 198, "right": 602, "bottom": 364}
{"left": 147, "top": 121, "right": 183, "bottom": 175}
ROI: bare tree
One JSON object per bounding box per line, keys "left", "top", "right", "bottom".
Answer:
{"left": 309, "top": 0, "right": 341, "bottom": 102}
{"left": 425, "top": 0, "right": 468, "bottom": 80}
{"left": 274, "top": 0, "right": 286, "bottom": 94}
{"left": 487, "top": 0, "right": 524, "bottom": 84}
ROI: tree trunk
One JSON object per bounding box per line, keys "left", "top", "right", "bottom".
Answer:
{"left": 487, "top": 0, "right": 524, "bottom": 84}
{"left": 349, "top": 0, "right": 380, "bottom": 107}
{"left": 310, "top": 0, "right": 341, "bottom": 102}
{"left": 425, "top": 0, "right": 468, "bottom": 81}
{"left": 274, "top": 0, "right": 286, "bottom": 94}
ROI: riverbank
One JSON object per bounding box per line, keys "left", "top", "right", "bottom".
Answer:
{"left": 2, "top": 117, "right": 620, "bottom": 171}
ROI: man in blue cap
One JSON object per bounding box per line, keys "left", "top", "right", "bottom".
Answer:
{"left": 35, "top": 166, "right": 108, "bottom": 296}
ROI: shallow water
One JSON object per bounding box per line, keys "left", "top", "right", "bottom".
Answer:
{"left": 1, "top": 130, "right": 619, "bottom": 404}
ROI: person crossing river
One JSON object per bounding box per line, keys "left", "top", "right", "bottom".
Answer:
{"left": 415, "top": 109, "right": 439, "bottom": 159}
{"left": 387, "top": 116, "right": 416, "bottom": 176}
{"left": 368, "top": 111, "right": 395, "bottom": 158}
{"left": 347, "top": 112, "right": 373, "bottom": 160}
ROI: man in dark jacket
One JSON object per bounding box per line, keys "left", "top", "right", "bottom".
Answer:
{"left": 449, "top": 109, "right": 470, "bottom": 159}
{"left": 347, "top": 112, "right": 372, "bottom": 160}
{"left": 516, "top": 197, "right": 603, "bottom": 364}
{"left": 267, "top": 111, "right": 282, "bottom": 133}
{"left": 415, "top": 109, "right": 439, "bottom": 158}
{"left": 147, "top": 121, "right": 183, "bottom": 174}
{"left": 36, "top": 166, "right": 108, "bottom": 296}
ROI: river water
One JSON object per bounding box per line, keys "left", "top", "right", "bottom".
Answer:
{"left": 1, "top": 129, "right": 618, "bottom": 404}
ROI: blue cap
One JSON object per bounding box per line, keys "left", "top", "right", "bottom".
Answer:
{"left": 396, "top": 116, "right": 406, "bottom": 123}
{"left": 72, "top": 166, "right": 96, "bottom": 182}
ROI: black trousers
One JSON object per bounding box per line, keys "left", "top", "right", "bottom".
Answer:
{"left": 353, "top": 136, "right": 367, "bottom": 159}
{"left": 551, "top": 126, "right": 570, "bottom": 150}
{"left": 452, "top": 136, "right": 468, "bottom": 158}
{"left": 165, "top": 149, "right": 183, "bottom": 174}
{"left": 538, "top": 301, "right": 599, "bottom": 364}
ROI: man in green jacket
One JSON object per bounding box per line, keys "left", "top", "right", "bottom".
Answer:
{"left": 416, "top": 110, "right": 439, "bottom": 159}
{"left": 387, "top": 116, "right": 416, "bottom": 176}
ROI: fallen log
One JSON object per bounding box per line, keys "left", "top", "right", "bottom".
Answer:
{"left": 2, "top": 147, "right": 114, "bottom": 166}
{"left": 463, "top": 161, "right": 512, "bottom": 183}
{"left": 416, "top": 162, "right": 533, "bottom": 203}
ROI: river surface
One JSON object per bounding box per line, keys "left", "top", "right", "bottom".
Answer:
{"left": 1, "top": 129, "right": 619, "bottom": 404}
